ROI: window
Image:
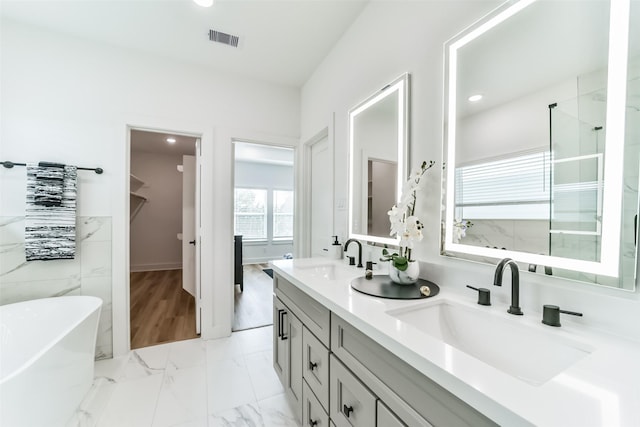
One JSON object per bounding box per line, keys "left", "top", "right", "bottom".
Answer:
{"left": 455, "top": 151, "right": 551, "bottom": 220}
{"left": 273, "top": 190, "right": 294, "bottom": 239}
{"left": 234, "top": 188, "right": 267, "bottom": 239}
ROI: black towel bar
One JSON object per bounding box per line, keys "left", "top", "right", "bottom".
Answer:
{"left": 1, "top": 161, "right": 103, "bottom": 174}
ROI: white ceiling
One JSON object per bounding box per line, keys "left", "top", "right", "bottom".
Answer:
{"left": 131, "top": 129, "right": 197, "bottom": 156}
{"left": 0, "top": 0, "right": 368, "bottom": 88}
{"left": 235, "top": 141, "right": 293, "bottom": 165}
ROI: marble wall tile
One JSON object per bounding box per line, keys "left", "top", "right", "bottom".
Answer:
{"left": 78, "top": 217, "right": 112, "bottom": 243}
{"left": 0, "top": 277, "right": 82, "bottom": 304}
{"left": 463, "top": 220, "right": 514, "bottom": 250}
{"left": 80, "top": 241, "right": 111, "bottom": 278}
{"left": 0, "top": 216, "right": 23, "bottom": 244}
{"left": 0, "top": 216, "right": 113, "bottom": 359}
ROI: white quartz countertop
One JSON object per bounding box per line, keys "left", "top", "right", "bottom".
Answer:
{"left": 271, "top": 258, "right": 640, "bottom": 427}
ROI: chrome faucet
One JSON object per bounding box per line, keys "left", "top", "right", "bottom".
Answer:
{"left": 344, "top": 239, "right": 363, "bottom": 268}
{"left": 493, "top": 258, "right": 523, "bottom": 315}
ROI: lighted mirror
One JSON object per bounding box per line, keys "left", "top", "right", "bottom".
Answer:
{"left": 442, "top": 0, "right": 639, "bottom": 289}
{"left": 349, "top": 73, "right": 409, "bottom": 245}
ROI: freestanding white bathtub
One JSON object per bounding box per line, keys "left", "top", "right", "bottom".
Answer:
{"left": 0, "top": 296, "right": 102, "bottom": 427}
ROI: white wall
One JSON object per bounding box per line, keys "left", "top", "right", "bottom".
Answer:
{"left": 0, "top": 18, "right": 300, "bottom": 355}
{"left": 301, "top": 1, "right": 640, "bottom": 342}
{"left": 130, "top": 150, "right": 185, "bottom": 271}
{"left": 235, "top": 160, "right": 294, "bottom": 263}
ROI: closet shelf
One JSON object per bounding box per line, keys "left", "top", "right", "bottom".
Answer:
{"left": 130, "top": 172, "right": 148, "bottom": 222}
{"left": 130, "top": 192, "right": 148, "bottom": 201}
{"left": 130, "top": 173, "right": 145, "bottom": 192}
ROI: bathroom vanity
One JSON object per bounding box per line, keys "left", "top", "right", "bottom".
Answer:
{"left": 271, "top": 258, "right": 640, "bottom": 427}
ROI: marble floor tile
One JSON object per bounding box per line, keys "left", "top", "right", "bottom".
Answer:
{"left": 257, "top": 393, "right": 298, "bottom": 427}
{"left": 120, "top": 344, "right": 171, "bottom": 381}
{"left": 207, "top": 355, "right": 257, "bottom": 414}
{"left": 205, "top": 334, "right": 250, "bottom": 363}
{"left": 166, "top": 338, "right": 207, "bottom": 371}
{"left": 245, "top": 350, "right": 284, "bottom": 401}
{"left": 71, "top": 325, "right": 288, "bottom": 427}
{"left": 97, "top": 374, "right": 164, "bottom": 427}
{"left": 234, "top": 325, "right": 273, "bottom": 355}
{"left": 152, "top": 365, "right": 208, "bottom": 427}
{"left": 209, "top": 402, "right": 264, "bottom": 427}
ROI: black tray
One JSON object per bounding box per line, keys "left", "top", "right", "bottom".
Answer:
{"left": 351, "top": 275, "right": 440, "bottom": 299}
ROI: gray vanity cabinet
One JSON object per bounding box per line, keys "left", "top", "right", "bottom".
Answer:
{"left": 272, "top": 295, "right": 303, "bottom": 424}
{"left": 377, "top": 401, "right": 407, "bottom": 427}
{"left": 273, "top": 273, "right": 497, "bottom": 427}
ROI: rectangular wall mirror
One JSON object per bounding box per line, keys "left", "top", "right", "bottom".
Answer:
{"left": 442, "top": 0, "right": 639, "bottom": 290}
{"left": 349, "top": 73, "right": 409, "bottom": 245}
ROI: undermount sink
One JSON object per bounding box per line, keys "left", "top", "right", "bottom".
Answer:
{"left": 386, "top": 299, "right": 593, "bottom": 385}
{"left": 296, "top": 263, "right": 337, "bottom": 279}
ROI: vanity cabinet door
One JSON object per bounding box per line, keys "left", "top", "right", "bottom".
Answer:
{"left": 330, "top": 354, "right": 376, "bottom": 427}
{"left": 378, "top": 401, "right": 408, "bottom": 427}
{"left": 303, "top": 326, "right": 330, "bottom": 412}
{"left": 273, "top": 296, "right": 288, "bottom": 385}
{"left": 303, "top": 380, "right": 329, "bottom": 427}
{"left": 273, "top": 296, "right": 303, "bottom": 424}
{"left": 286, "top": 308, "right": 303, "bottom": 424}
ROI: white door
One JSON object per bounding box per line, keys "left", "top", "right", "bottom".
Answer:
{"left": 181, "top": 140, "right": 202, "bottom": 335}
{"left": 311, "top": 136, "right": 331, "bottom": 257}
{"left": 182, "top": 155, "right": 196, "bottom": 298}
{"left": 195, "top": 139, "right": 202, "bottom": 334}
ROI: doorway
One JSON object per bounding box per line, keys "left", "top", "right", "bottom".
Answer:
{"left": 128, "top": 129, "right": 201, "bottom": 349}
{"left": 232, "top": 141, "right": 295, "bottom": 331}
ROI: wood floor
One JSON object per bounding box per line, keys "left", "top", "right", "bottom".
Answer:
{"left": 130, "top": 269, "right": 198, "bottom": 349}
{"left": 233, "top": 263, "right": 273, "bottom": 331}
{"left": 130, "top": 264, "right": 274, "bottom": 347}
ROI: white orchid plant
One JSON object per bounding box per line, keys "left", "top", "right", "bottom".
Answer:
{"left": 452, "top": 219, "right": 473, "bottom": 243}
{"left": 380, "top": 160, "right": 435, "bottom": 270}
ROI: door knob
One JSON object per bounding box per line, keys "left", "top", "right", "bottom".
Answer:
{"left": 189, "top": 240, "right": 196, "bottom": 245}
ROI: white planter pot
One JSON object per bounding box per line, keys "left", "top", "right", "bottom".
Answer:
{"left": 389, "top": 261, "right": 419, "bottom": 285}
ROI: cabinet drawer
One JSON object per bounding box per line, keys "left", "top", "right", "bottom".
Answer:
{"left": 329, "top": 354, "right": 376, "bottom": 427}
{"left": 274, "top": 274, "right": 331, "bottom": 346}
{"left": 303, "top": 380, "right": 329, "bottom": 427}
{"left": 378, "top": 401, "right": 410, "bottom": 427}
{"left": 303, "top": 327, "right": 330, "bottom": 411}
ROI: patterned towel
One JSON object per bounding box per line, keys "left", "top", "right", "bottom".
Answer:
{"left": 34, "top": 162, "right": 65, "bottom": 206}
{"left": 25, "top": 164, "right": 78, "bottom": 261}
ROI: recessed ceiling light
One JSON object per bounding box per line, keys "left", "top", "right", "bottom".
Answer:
{"left": 468, "top": 94, "right": 483, "bottom": 102}
{"left": 193, "top": 0, "right": 213, "bottom": 7}
{"left": 166, "top": 137, "right": 177, "bottom": 144}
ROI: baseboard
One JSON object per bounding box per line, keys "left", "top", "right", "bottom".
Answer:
{"left": 130, "top": 262, "right": 182, "bottom": 272}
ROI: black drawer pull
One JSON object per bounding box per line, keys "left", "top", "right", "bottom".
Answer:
{"left": 308, "top": 419, "right": 318, "bottom": 427}
{"left": 277, "top": 309, "right": 288, "bottom": 340}
{"left": 308, "top": 360, "right": 318, "bottom": 371}
{"left": 277, "top": 309, "right": 284, "bottom": 338}
{"left": 343, "top": 404, "right": 354, "bottom": 418}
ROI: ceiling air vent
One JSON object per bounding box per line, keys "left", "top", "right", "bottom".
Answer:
{"left": 208, "top": 30, "right": 240, "bottom": 48}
